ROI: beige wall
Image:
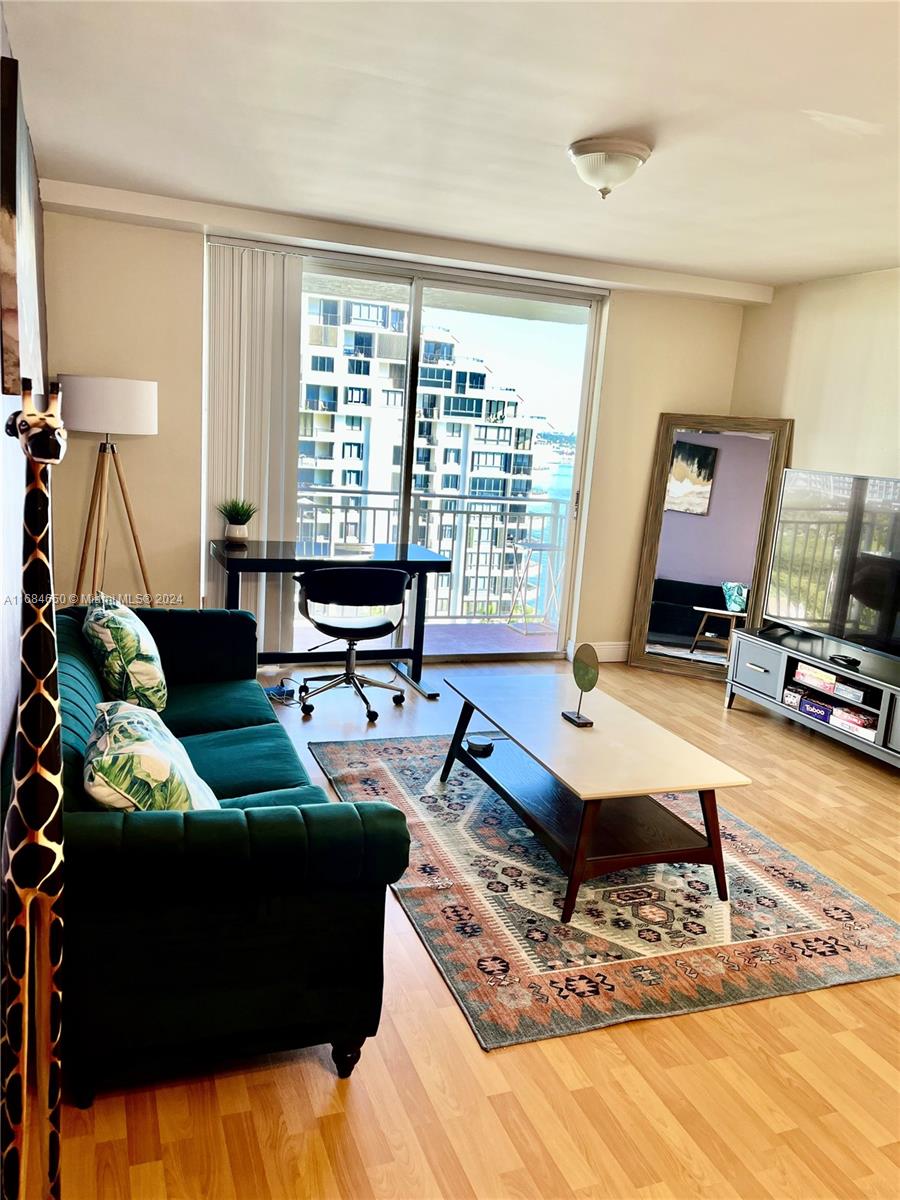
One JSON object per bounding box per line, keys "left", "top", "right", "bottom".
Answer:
{"left": 573, "top": 289, "right": 744, "bottom": 647}
{"left": 37, "top": 215, "right": 898, "bottom": 663}
{"left": 732, "top": 269, "right": 900, "bottom": 476}
{"left": 42, "top": 215, "right": 748, "bottom": 651}
{"left": 44, "top": 213, "right": 204, "bottom": 605}
{"left": 42, "top": 213, "right": 748, "bottom": 654}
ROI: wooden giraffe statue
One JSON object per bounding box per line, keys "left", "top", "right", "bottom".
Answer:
{"left": 1, "top": 379, "right": 67, "bottom": 1200}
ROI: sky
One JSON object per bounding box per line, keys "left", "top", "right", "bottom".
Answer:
{"left": 420, "top": 306, "right": 589, "bottom": 437}
{"left": 305, "top": 273, "right": 591, "bottom": 437}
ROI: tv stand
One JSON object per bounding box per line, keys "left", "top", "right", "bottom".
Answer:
{"left": 726, "top": 626, "right": 900, "bottom": 768}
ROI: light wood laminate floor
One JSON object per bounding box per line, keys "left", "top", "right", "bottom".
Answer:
{"left": 57, "top": 663, "right": 899, "bottom": 1200}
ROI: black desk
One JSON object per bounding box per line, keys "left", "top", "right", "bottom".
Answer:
{"left": 209, "top": 540, "right": 451, "bottom": 699}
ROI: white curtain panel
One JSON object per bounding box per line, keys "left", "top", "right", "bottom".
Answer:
{"left": 205, "top": 243, "right": 301, "bottom": 651}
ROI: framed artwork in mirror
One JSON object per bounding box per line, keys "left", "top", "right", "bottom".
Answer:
{"left": 665, "top": 440, "right": 718, "bottom": 515}
{"left": 628, "top": 413, "right": 794, "bottom": 681}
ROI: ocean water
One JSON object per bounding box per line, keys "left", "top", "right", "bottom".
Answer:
{"left": 532, "top": 454, "right": 575, "bottom": 508}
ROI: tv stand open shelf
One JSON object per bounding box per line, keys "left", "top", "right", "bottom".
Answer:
{"left": 725, "top": 626, "right": 900, "bottom": 768}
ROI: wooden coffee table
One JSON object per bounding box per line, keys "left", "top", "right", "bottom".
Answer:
{"left": 441, "top": 673, "right": 750, "bottom": 922}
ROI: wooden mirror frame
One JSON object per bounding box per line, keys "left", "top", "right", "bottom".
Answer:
{"left": 628, "top": 413, "right": 794, "bottom": 681}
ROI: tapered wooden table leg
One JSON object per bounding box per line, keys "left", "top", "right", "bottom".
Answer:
{"left": 699, "top": 789, "right": 728, "bottom": 900}
{"left": 441, "top": 701, "right": 474, "bottom": 782}
{"left": 690, "top": 612, "right": 708, "bottom": 654}
{"left": 561, "top": 802, "right": 599, "bottom": 923}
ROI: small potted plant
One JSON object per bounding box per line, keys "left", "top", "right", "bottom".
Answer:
{"left": 217, "top": 498, "right": 258, "bottom": 544}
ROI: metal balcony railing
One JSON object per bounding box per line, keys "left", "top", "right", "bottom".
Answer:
{"left": 767, "top": 510, "right": 897, "bottom": 635}
{"left": 296, "top": 486, "right": 568, "bottom": 627}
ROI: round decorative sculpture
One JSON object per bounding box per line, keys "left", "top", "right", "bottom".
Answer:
{"left": 562, "top": 642, "right": 598, "bottom": 728}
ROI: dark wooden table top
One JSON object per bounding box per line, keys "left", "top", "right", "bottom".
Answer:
{"left": 209, "top": 540, "right": 451, "bottom": 573}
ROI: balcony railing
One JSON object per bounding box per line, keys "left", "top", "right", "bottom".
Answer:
{"left": 767, "top": 510, "right": 897, "bottom": 637}
{"left": 296, "top": 486, "right": 568, "bottom": 627}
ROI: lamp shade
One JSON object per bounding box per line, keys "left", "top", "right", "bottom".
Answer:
{"left": 58, "top": 375, "right": 158, "bottom": 436}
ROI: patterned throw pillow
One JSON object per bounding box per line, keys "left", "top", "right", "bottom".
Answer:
{"left": 83, "top": 593, "right": 168, "bottom": 711}
{"left": 84, "top": 701, "right": 219, "bottom": 812}
{"left": 722, "top": 581, "right": 749, "bottom": 613}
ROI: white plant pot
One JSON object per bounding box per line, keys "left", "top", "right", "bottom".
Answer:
{"left": 225, "top": 523, "right": 249, "bottom": 543}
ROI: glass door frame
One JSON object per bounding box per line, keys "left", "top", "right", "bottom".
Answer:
{"left": 283, "top": 240, "right": 606, "bottom": 657}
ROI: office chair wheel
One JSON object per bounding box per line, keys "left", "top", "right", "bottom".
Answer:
{"left": 366, "top": 709, "right": 378, "bottom": 722}
{"left": 301, "top": 702, "right": 315, "bottom": 715}
{"left": 392, "top": 693, "right": 405, "bottom": 706}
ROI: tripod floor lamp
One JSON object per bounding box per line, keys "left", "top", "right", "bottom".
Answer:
{"left": 60, "top": 375, "right": 159, "bottom": 603}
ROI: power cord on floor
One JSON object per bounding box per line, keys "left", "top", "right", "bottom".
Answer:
{"left": 265, "top": 676, "right": 302, "bottom": 707}
{"left": 264, "top": 679, "right": 298, "bottom": 706}
{"left": 265, "top": 664, "right": 406, "bottom": 707}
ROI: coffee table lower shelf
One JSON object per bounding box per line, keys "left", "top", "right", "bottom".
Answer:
{"left": 441, "top": 726, "right": 728, "bottom": 923}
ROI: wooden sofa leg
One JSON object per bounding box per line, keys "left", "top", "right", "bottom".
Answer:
{"left": 331, "top": 1037, "right": 366, "bottom": 1079}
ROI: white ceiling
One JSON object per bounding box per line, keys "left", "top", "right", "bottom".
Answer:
{"left": 6, "top": 1, "right": 899, "bottom": 286}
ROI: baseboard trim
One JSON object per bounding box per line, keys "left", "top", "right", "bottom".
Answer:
{"left": 566, "top": 640, "right": 629, "bottom": 663}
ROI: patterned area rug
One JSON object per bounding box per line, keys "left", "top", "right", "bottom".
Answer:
{"left": 309, "top": 734, "right": 900, "bottom": 1049}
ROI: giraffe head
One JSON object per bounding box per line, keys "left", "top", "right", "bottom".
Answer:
{"left": 4, "top": 378, "right": 67, "bottom": 465}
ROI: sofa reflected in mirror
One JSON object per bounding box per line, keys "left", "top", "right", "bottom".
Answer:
{"left": 647, "top": 578, "right": 746, "bottom": 664}
{"left": 629, "top": 413, "right": 794, "bottom": 681}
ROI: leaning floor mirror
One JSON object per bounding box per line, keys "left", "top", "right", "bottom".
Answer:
{"left": 629, "top": 413, "right": 794, "bottom": 680}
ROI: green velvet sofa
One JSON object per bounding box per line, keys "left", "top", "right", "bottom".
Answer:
{"left": 2, "top": 607, "right": 409, "bottom": 1105}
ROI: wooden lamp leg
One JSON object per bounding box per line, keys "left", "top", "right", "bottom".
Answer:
{"left": 110, "top": 446, "right": 154, "bottom": 605}
{"left": 91, "top": 445, "right": 112, "bottom": 596}
{"left": 73, "top": 446, "right": 104, "bottom": 601}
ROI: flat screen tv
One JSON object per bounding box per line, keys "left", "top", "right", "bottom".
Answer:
{"left": 764, "top": 470, "right": 900, "bottom": 658}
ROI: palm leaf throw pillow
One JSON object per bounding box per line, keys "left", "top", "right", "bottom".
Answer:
{"left": 722, "top": 581, "right": 750, "bottom": 613}
{"left": 84, "top": 701, "right": 219, "bottom": 812}
{"left": 83, "top": 593, "right": 168, "bottom": 711}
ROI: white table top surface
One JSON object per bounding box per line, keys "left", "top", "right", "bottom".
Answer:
{"left": 444, "top": 671, "right": 751, "bottom": 801}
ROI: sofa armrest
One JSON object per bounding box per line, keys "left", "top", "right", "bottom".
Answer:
{"left": 65, "top": 801, "right": 410, "bottom": 898}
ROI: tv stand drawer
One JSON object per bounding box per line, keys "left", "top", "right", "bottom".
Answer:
{"left": 733, "top": 639, "right": 783, "bottom": 698}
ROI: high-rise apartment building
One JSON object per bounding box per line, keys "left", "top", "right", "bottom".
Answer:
{"left": 298, "top": 291, "right": 549, "bottom": 620}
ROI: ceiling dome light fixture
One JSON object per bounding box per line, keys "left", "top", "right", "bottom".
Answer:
{"left": 567, "top": 136, "right": 652, "bottom": 199}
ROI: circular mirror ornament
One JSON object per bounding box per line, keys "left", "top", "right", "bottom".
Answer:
{"left": 562, "top": 642, "right": 598, "bottom": 728}
{"left": 572, "top": 642, "right": 600, "bottom": 693}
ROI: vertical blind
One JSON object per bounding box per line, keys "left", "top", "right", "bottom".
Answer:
{"left": 205, "top": 243, "right": 302, "bottom": 648}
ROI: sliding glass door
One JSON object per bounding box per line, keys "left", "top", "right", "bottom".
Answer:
{"left": 412, "top": 285, "right": 592, "bottom": 655}
{"left": 293, "top": 262, "right": 595, "bottom": 656}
